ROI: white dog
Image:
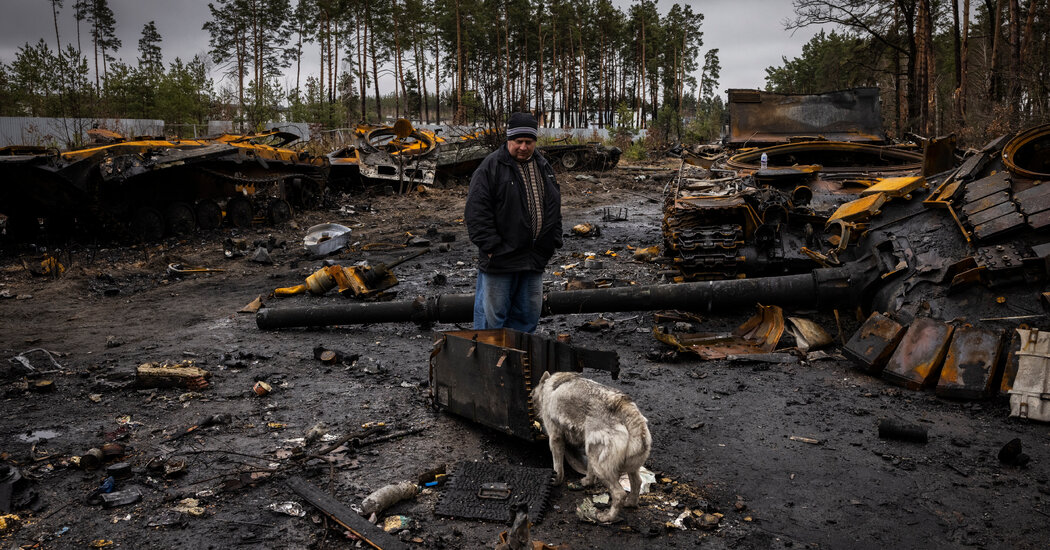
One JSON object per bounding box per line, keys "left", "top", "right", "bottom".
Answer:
{"left": 531, "top": 371, "right": 652, "bottom": 523}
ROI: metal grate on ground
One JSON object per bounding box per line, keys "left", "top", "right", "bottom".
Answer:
{"left": 434, "top": 461, "right": 553, "bottom": 523}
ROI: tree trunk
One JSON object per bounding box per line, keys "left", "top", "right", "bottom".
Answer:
{"left": 536, "top": 20, "right": 544, "bottom": 122}
{"left": 959, "top": 0, "right": 970, "bottom": 120}
{"left": 504, "top": 2, "right": 511, "bottom": 116}
{"left": 989, "top": 0, "right": 1004, "bottom": 101}
{"left": 51, "top": 0, "right": 61, "bottom": 52}
{"left": 1007, "top": 0, "right": 1021, "bottom": 110}
{"left": 367, "top": 1, "right": 381, "bottom": 121}
{"left": 434, "top": 32, "right": 440, "bottom": 124}
{"left": 359, "top": 11, "right": 367, "bottom": 122}
{"left": 455, "top": 0, "right": 464, "bottom": 124}
{"left": 393, "top": 4, "right": 402, "bottom": 118}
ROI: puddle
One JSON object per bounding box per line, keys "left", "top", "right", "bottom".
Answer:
{"left": 18, "top": 429, "right": 59, "bottom": 443}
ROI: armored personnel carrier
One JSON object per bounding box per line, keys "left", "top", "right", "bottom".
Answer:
{"left": 0, "top": 129, "right": 329, "bottom": 242}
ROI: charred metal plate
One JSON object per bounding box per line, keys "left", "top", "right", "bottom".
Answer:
{"left": 961, "top": 191, "right": 1011, "bottom": 216}
{"left": 435, "top": 461, "right": 552, "bottom": 523}
{"left": 954, "top": 152, "right": 990, "bottom": 182}
{"left": 1012, "top": 181, "right": 1050, "bottom": 202}
{"left": 430, "top": 329, "right": 618, "bottom": 440}
{"left": 883, "top": 318, "right": 954, "bottom": 390}
{"left": 1016, "top": 186, "right": 1050, "bottom": 216}
{"left": 935, "top": 326, "right": 1004, "bottom": 399}
{"left": 963, "top": 172, "right": 1011, "bottom": 203}
{"left": 1027, "top": 210, "right": 1050, "bottom": 230}
{"left": 999, "top": 329, "right": 1023, "bottom": 394}
{"left": 973, "top": 211, "right": 1026, "bottom": 240}
{"left": 973, "top": 243, "right": 1028, "bottom": 271}
{"left": 726, "top": 87, "right": 885, "bottom": 146}
{"left": 843, "top": 312, "right": 905, "bottom": 375}
{"left": 967, "top": 201, "right": 1019, "bottom": 226}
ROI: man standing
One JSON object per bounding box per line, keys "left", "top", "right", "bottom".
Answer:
{"left": 465, "top": 112, "right": 562, "bottom": 332}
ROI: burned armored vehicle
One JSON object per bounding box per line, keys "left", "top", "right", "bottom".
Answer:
{"left": 664, "top": 88, "right": 926, "bottom": 280}
{"left": 540, "top": 143, "right": 622, "bottom": 172}
{"left": 327, "top": 121, "right": 498, "bottom": 192}
{"left": 0, "top": 129, "right": 328, "bottom": 242}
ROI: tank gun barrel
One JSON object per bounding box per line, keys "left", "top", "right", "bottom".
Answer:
{"left": 256, "top": 261, "right": 874, "bottom": 330}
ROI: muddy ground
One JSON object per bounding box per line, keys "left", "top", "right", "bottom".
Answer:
{"left": 2, "top": 162, "right": 1050, "bottom": 550}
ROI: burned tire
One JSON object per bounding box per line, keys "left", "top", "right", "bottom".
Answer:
{"left": 194, "top": 200, "right": 223, "bottom": 231}
{"left": 559, "top": 151, "right": 580, "bottom": 170}
{"left": 267, "top": 199, "right": 293, "bottom": 225}
{"left": 164, "top": 202, "right": 197, "bottom": 236}
{"left": 225, "top": 197, "right": 254, "bottom": 228}
{"left": 130, "top": 207, "right": 165, "bottom": 242}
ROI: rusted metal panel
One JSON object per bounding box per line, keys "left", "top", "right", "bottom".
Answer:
{"left": 1027, "top": 209, "right": 1050, "bottom": 230}
{"left": 843, "top": 312, "right": 905, "bottom": 374}
{"left": 882, "top": 318, "right": 954, "bottom": 390}
{"left": 1015, "top": 183, "right": 1050, "bottom": 215}
{"left": 1000, "top": 329, "right": 1023, "bottom": 394}
{"left": 973, "top": 211, "right": 1026, "bottom": 240}
{"left": 429, "top": 328, "right": 618, "bottom": 440}
{"left": 935, "top": 326, "right": 1004, "bottom": 399}
{"left": 963, "top": 172, "right": 1011, "bottom": 203}
{"left": 962, "top": 191, "right": 1011, "bottom": 216}
{"left": 726, "top": 88, "right": 886, "bottom": 146}
{"left": 968, "top": 202, "right": 1019, "bottom": 226}
{"left": 923, "top": 135, "right": 957, "bottom": 176}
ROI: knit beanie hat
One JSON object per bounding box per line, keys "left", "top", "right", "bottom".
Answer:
{"left": 506, "top": 112, "right": 538, "bottom": 140}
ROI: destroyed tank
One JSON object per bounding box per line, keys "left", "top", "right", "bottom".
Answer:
{"left": 663, "top": 87, "right": 930, "bottom": 280}
{"left": 0, "top": 129, "right": 328, "bottom": 243}
{"left": 255, "top": 120, "right": 1050, "bottom": 405}
{"left": 327, "top": 120, "right": 498, "bottom": 192}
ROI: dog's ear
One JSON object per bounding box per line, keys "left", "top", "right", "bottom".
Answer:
{"left": 538, "top": 371, "right": 550, "bottom": 386}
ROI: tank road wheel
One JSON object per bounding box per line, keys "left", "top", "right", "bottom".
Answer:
{"left": 130, "top": 207, "right": 165, "bottom": 242}
{"left": 559, "top": 151, "right": 580, "bottom": 171}
{"left": 267, "top": 199, "right": 294, "bottom": 225}
{"left": 194, "top": 200, "right": 223, "bottom": 231}
{"left": 225, "top": 197, "right": 254, "bottom": 228}
{"left": 289, "top": 178, "right": 323, "bottom": 209}
{"left": 164, "top": 202, "right": 197, "bottom": 236}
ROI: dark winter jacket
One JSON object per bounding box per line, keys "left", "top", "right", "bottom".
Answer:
{"left": 465, "top": 144, "right": 562, "bottom": 274}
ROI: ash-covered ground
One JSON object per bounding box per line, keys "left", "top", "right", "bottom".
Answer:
{"left": 2, "top": 163, "right": 1049, "bottom": 549}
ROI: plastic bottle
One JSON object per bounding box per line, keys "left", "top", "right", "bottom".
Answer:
{"left": 760, "top": 152, "right": 768, "bottom": 170}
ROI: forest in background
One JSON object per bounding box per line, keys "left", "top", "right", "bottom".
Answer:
{"left": 0, "top": 1, "right": 1045, "bottom": 149}
{"left": 767, "top": 0, "right": 1049, "bottom": 146}
{"left": 0, "top": 0, "right": 722, "bottom": 147}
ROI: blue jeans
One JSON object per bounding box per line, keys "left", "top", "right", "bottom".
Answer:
{"left": 473, "top": 271, "right": 543, "bottom": 332}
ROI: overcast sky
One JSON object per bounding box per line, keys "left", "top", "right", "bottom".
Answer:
{"left": 0, "top": 0, "right": 830, "bottom": 98}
